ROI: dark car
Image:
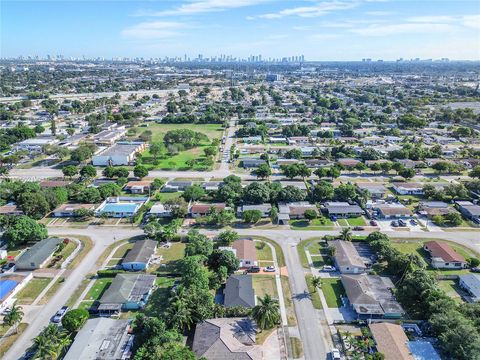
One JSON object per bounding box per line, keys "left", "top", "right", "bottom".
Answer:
{"left": 471, "top": 267, "right": 480, "bottom": 273}
{"left": 391, "top": 220, "right": 399, "bottom": 227}
{"left": 398, "top": 219, "right": 407, "bottom": 227}
{"left": 353, "top": 226, "right": 365, "bottom": 231}
{"left": 245, "top": 266, "right": 261, "bottom": 273}
{"left": 370, "top": 220, "right": 378, "bottom": 226}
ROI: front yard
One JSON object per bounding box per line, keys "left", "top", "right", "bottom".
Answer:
{"left": 252, "top": 275, "right": 278, "bottom": 299}
{"left": 16, "top": 277, "right": 52, "bottom": 305}
{"left": 321, "top": 278, "right": 346, "bottom": 308}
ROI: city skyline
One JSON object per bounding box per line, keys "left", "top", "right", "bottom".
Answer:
{"left": 2, "top": 0, "right": 480, "bottom": 60}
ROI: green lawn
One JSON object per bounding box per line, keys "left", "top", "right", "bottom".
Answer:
{"left": 145, "top": 123, "right": 224, "bottom": 142}
{"left": 305, "top": 275, "right": 323, "bottom": 309}
{"left": 297, "top": 238, "right": 327, "bottom": 268}
{"left": 337, "top": 219, "right": 348, "bottom": 226}
{"left": 290, "top": 217, "right": 335, "bottom": 230}
{"left": 85, "top": 278, "right": 112, "bottom": 301}
{"left": 346, "top": 216, "right": 366, "bottom": 226}
{"left": 16, "top": 278, "right": 52, "bottom": 305}
{"left": 38, "top": 277, "right": 65, "bottom": 305}
{"left": 321, "top": 278, "right": 345, "bottom": 308}
{"left": 255, "top": 241, "right": 273, "bottom": 261}
{"left": 143, "top": 276, "right": 178, "bottom": 317}
{"left": 154, "top": 242, "right": 186, "bottom": 273}
{"left": 153, "top": 192, "right": 182, "bottom": 202}
{"left": 113, "top": 242, "right": 134, "bottom": 259}
{"left": 253, "top": 275, "right": 277, "bottom": 299}
{"left": 438, "top": 280, "right": 464, "bottom": 303}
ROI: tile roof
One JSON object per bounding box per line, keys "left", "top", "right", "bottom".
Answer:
{"left": 232, "top": 239, "right": 257, "bottom": 262}
{"left": 370, "top": 323, "right": 414, "bottom": 360}
{"left": 224, "top": 275, "right": 256, "bottom": 308}
{"left": 424, "top": 241, "right": 465, "bottom": 263}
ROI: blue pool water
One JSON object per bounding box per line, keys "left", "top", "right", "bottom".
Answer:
{"left": 102, "top": 203, "right": 139, "bottom": 213}
{"left": 0, "top": 279, "right": 19, "bottom": 301}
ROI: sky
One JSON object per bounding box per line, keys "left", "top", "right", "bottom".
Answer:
{"left": 1, "top": 0, "right": 480, "bottom": 60}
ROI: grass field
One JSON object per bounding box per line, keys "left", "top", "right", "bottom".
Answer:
{"left": 305, "top": 275, "right": 323, "bottom": 309}
{"left": 16, "top": 278, "right": 52, "bottom": 305}
{"left": 85, "top": 278, "right": 112, "bottom": 301}
{"left": 0, "top": 323, "right": 28, "bottom": 358}
{"left": 297, "top": 237, "right": 326, "bottom": 268}
{"left": 152, "top": 192, "right": 182, "bottom": 202}
{"left": 154, "top": 242, "right": 186, "bottom": 273}
{"left": 281, "top": 275, "right": 297, "bottom": 326}
{"left": 290, "top": 337, "right": 304, "bottom": 359}
{"left": 321, "top": 278, "right": 345, "bottom": 308}
{"left": 346, "top": 216, "right": 366, "bottom": 226}
{"left": 290, "top": 217, "right": 335, "bottom": 230}
{"left": 251, "top": 236, "right": 285, "bottom": 268}
{"left": 38, "top": 277, "right": 65, "bottom": 305}
{"left": 113, "top": 242, "right": 134, "bottom": 259}
{"left": 253, "top": 275, "right": 277, "bottom": 299}
{"left": 144, "top": 276, "right": 178, "bottom": 317}
{"left": 438, "top": 280, "right": 463, "bottom": 303}
{"left": 255, "top": 241, "right": 273, "bottom": 261}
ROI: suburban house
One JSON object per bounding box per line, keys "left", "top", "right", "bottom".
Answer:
{"left": 337, "top": 158, "right": 361, "bottom": 168}
{"left": 324, "top": 202, "right": 365, "bottom": 218}
{"left": 224, "top": 275, "right": 256, "bottom": 308}
{"left": 121, "top": 240, "right": 157, "bottom": 271}
{"left": 0, "top": 204, "right": 24, "bottom": 216}
{"left": 161, "top": 181, "right": 192, "bottom": 192}
{"left": 15, "top": 238, "right": 62, "bottom": 270}
{"left": 459, "top": 274, "right": 480, "bottom": 302}
{"left": 392, "top": 182, "right": 424, "bottom": 196}
{"left": 328, "top": 240, "right": 367, "bottom": 274}
{"left": 356, "top": 183, "right": 387, "bottom": 199}
{"left": 192, "top": 318, "right": 267, "bottom": 360}
{"left": 124, "top": 181, "right": 152, "bottom": 194}
{"left": 369, "top": 323, "right": 414, "bottom": 360}
{"left": 0, "top": 273, "right": 33, "bottom": 312}
{"left": 423, "top": 241, "right": 467, "bottom": 269}
{"left": 52, "top": 203, "right": 96, "bottom": 217}
{"left": 236, "top": 204, "right": 272, "bottom": 218}
{"left": 341, "top": 274, "right": 404, "bottom": 319}
{"left": 241, "top": 158, "right": 267, "bottom": 168}
{"left": 190, "top": 203, "right": 227, "bottom": 218}
{"left": 148, "top": 203, "right": 171, "bottom": 218}
{"left": 202, "top": 181, "right": 222, "bottom": 191}
{"left": 64, "top": 318, "right": 134, "bottom": 360}
{"left": 418, "top": 201, "right": 454, "bottom": 217}
{"left": 92, "top": 141, "right": 146, "bottom": 166}
{"left": 15, "top": 137, "right": 59, "bottom": 151}
{"left": 97, "top": 274, "right": 156, "bottom": 315}
{"left": 374, "top": 203, "right": 413, "bottom": 219}
{"left": 456, "top": 201, "right": 480, "bottom": 224}
{"left": 95, "top": 197, "right": 148, "bottom": 218}
{"left": 232, "top": 239, "right": 258, "bottom": 268}
{"left": 278, "top": 202, "right": 318, "bottom": 222}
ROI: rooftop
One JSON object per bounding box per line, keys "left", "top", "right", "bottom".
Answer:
{"left": 16, "top": 238, "right": 62, "bottom": 269}
{"left": 424, "top": 241, "right": 465, "bottom": 263}
{"left": 232, "top": 239, "right": 257, "bottom": 262}
{"left": 329, "top": 240, "right": 366, "bottom": 270}
{"left": 123, "top": 240, "right": 157, "bottom": 265}
{"left": 370, "top": 323, "right": 414, "bottom": 360}
{"left": 224, "top": 275, "right": 256, "bottom": 308}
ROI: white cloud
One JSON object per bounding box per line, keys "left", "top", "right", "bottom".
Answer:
{"left": 253, "top": 1, "right": 358, "bottom": 19}
{"left": 407, "top": 15, "right": 456, "bottom": 23}
{"left": 135, "top": 0, "right": 268, "bottom": 17}
{"left": 121, "top": 21, "right": 187, "bottom": 40}
{"left": 365, "top": 11, "right": 393, "bottom": 16}
{"left": 462, "top": 15, "right": 480, "bottom": 29}
{"left": 351, "top": 22, "right": 456, "bottom": 36}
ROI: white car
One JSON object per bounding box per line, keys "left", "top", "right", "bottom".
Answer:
{"left": 322, "top": 265, "right": 337, "bottom": 272}
{"left": 331, "top": 348, "right": 341, "bottom": 360}
{"left": 264, "top": 266, "right": 276, "bottom": 272}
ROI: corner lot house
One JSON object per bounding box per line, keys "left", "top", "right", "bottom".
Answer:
{"left": 328, "top": 240, "right": 367, "bottom": 274}
{"left": 53, "top": 203, "right": 96, "bottom": 217}
{"left": 459, "top": 274, "right": 480, "bottom": 302}
{"left": 148, "top": 203, "right": 171, "bottom": 218}
{"left": 392, "top": 182, "right": 423, "bottom": 195}
{"left": 92, "top": 141, "right": 146, "bottom": 166}
{"left": 97, "top": 274, "right": 156, "bottom": 315}
{"left": 369, "top": 323, "right": 414, "bottom": 360}
{"left": 224, "top": 274, "right": 256, "bottom": 308}
{"left": 193, "top": 318, "right": 270, "bottom": 360}
{"left": 64, "top": 318, "right": 134, "bottom": 360}
{"left": 15, "top": 238, "right": 62, "bottom": 270}
{"left": 121, "top": 240, "right": 157, "bottom": 271}
{"left": 423, "top": 241, "right": 466, "bottom": 269}
{"left": 232, "top": 239, "right": 258, "bottom": 268}
{"left": 341, "top": 274, "right": 404, "bottom": 319}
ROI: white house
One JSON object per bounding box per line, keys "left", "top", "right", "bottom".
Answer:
{"left": 92, "top": 142, "right": 146, "bottom": 166}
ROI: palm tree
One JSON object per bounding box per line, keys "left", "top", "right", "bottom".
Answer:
{"left": 251, "top": 294, "right": 280, "bottom": 331}
{"left": 3, "top": 302, "right": 24, "bottom": 334}
{"left": 311, "top": 276, "right": 322, "bottom": 292}
{"left": 167, "top": 298, "right": 193, "bottom": 331}
{"left": 340, "top": 227, "right": 352, "bottom": 242}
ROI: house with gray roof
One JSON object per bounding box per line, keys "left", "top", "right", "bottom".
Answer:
{"left": 224, "top": 275, "right": 256, "bottom": 308}
{"left": 192, "top": 318, "right": 265, "bottom": 360}
{"left": 459, "top": 274, "right": 480, "bottom": 302}
{"left": 64, "top": 318, "right": 134, "bottom": 360}
{"left": 324, "top": 202, "right": 364, "bottom": 218}
{"left": 98, "top": 274, "right": 156, "bottom": 315}
{"left": 241, "top": 158, "right": 266, "bottom": 168}
{"left": 457, "top": 201, "right": 480, "bottom": 223}
{"left": 121, "top": 240, "right": 157, "bottom": 271}
{"left": 236, "top": 203, "right": 272, "bottom": 218}
{"left": 328, "top": 240, "right": 367, "bottom": 274}
{"left": 341, "top": 274, "right": 404, "bottom": 319}
{"left": 15, "top": 238, "right": 62, "bottom": 270}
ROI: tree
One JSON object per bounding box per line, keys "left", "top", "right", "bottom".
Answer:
{"left": 77, "top": 187, "right": 102, "bottom": 203}
{"left": 254, "top": 164, "right": 271, "bottom": 180}
{"left": 468, "top": 257, "right": 480, "bottom": 268}
{"left": 279, "top": 185, "right": 306, "bottom": 202}
{"left": 311, "top": 276, "right": 322, "bottom": 292}
{"left": 17, "top": 192, "right": 50, "bottom": 219}
{"left": 310, "top": 181, "right": 334, "bottom": 202}
{"left": 204, "top": 147, "right": 218, "bottom": 157}
{"left": 340, "top": 227, "right": 352, "bottom": 241}
{"left": 149, "top": 141, "right": 165, "bottom": 163}
{"left": 243, "top": 209, "right": 262, "bottom": 224}
{"left": 217, "top": 230, "right": 239, "bottom": 246}
{"left": 207, "top": 249, "right": 240, "bottom": 275}
{"left": 151, "top": 178, "right": 165, "bottom": 190}
{"left": 3, "top": 302, "right": 23, "bottom": 333}
{"left": 79, "top": 165, "right": 96, "bottom": 178}
{"left": 61, "top": 309, "right": 89, "bottom": 333}
{"left": 469, "top": 165, "right": 480, "bottom": 179}
{"left": 134, "top": 165, "right": 149, "bottom": 179}
{"left": 242, "top": 182, "right": 270, "bottom": 204}
{"left": 157, "top": 342, "right": 198, "bottom": 360}
{"left": 398, "top": 167, "right": 416, "bottom": 180}
{"left": 182, "top": 185, "right": 205, "bottom": 202}
{"left": 304, "top": 209, "right": 317, "bottom": 221}
{"left": 270, "top": 206, "right": 278, "bottom": 224}
{"left": 444, "top": 212, "right": 462, "bottom": 227}
{"left": 98, "top": 183, "right": 121, "bottom": 199}
{"left": 50, "top": 119, "right": 57, "bottom": 136}
{"left": 251, "top": 294, "right": 280, "bottom": 330}
{"left": 70, "top": 144, "right": 95, "bottom": 163}
{"left": 185, "top": 230, "right": 213, "bottom": 257}
{"left": 34, "top": 324, "right": 71, "bottom": 359}
{"left": 62, "top": 165, "right": 78, "bottom": 179}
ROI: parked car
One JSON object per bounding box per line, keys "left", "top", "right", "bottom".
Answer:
{"left": 471, "top": 267, "right": 480, "bottom": 273}
{"left": 391, "top": 220, "right": 399, "bottom": 227}
{"left": 369, "top": 220, "right": 377, "bottom": 226}
{"left": 331, "top": 348, "right": 341, "bottom": 360}
{"left": 52, "top": 306, "right": 68, "bottom": 323}
{"left": 398, "top": 219, "right": 407, "bottom": 227}
{"left": 245, "top": 266, "right": 261, "bottom": 273}
{"left": 353, "top": 226, "right": 364, "bottom": 231}
{"left": 410, "top": 219, "right": 418, "bottom": 225}
{"left": 264, "top": 266, "right": 276, "bottom": 272}
{"left": 322, "top": 265, "right": 337, "bottom": 272}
